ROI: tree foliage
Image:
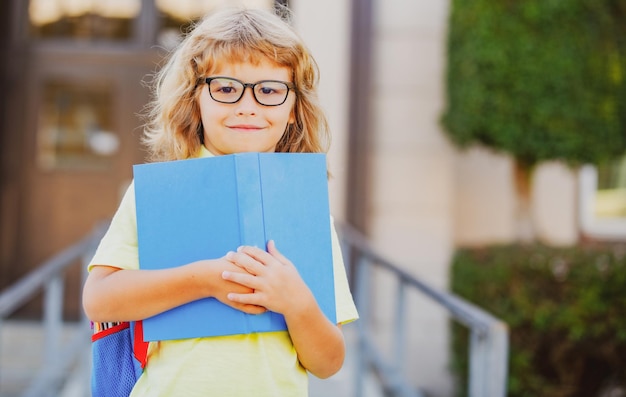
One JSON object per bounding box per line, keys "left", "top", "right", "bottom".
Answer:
{"left": 442, "top": 0, "right": 626, "bottom": 168}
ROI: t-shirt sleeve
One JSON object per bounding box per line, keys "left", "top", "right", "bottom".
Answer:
{"left": 330, "top": 217, "right": 359, "bottom": 325}
{"left": 88, "top": 181, "right": 139, "bottom": 272}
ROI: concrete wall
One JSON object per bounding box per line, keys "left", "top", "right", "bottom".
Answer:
{"left": 454, "top": 148, "right": 579, "bottom": 247}
{"left": 367, "top": 0, "right": 454, "bottom": 395}
{"left": 291, "top": 0, "right": 351, "bottom": 221}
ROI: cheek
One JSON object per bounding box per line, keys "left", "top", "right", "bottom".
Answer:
{"left": 198, "top": 88, "right": 219, "bottom": 121}
{"left": 197, "top": 92, "right": 208, "bottom": 122}
{"left": 198, "top": 101, "right": 224, "bottom": 126}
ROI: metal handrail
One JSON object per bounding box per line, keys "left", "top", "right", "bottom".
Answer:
{"left": 337, "top": 222, "right": 509, "bottom": 397}
{"left": 0, "top": 222, "right": 107, "bottom": 397}
{"left": 0, "top": 220, "right": 508, "bottom": 397}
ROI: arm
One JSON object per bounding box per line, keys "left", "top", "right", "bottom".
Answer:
{"left": 222, "top": 241, "right": 345, "bottom": 378}
{"left": 82, "top": 257, "right": 266, "bottom": 323}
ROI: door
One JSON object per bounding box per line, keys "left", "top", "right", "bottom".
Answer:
{"left": 0, "top": 0, "right": 283, "bottom": 319}
{"left": 13, "top": 53, "right": 152, "bottom": 318}
{"left": 1, "top": 0, "right": 152, "bottom": 318}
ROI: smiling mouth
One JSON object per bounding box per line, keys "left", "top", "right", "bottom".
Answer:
{"left": 228, "top": 125, "right": 263, "bottom": 132}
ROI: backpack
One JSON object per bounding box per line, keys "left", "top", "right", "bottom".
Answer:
{"left": 91, "top": 321, "right": 150, "bottom": 397}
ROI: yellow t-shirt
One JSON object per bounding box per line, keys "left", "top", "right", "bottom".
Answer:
{"left": 89, "top": 147, "right": 359, "bottom": 397}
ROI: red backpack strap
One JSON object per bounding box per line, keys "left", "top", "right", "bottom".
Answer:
{"left": 133, "top": 320, "right": 150, "bottom": 369}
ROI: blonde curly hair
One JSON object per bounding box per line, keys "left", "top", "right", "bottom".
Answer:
{"left": 142, "top": 6, "right": 330, "bottom": 162}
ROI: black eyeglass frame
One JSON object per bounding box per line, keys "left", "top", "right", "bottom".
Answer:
{"left": 202, "top": 76, "right": 296, "bottom": 107}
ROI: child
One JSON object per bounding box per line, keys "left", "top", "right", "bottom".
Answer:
{"left": 82, "top": 5, "right": 359, "bottom": 397}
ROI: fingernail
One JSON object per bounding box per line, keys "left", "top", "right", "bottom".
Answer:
{"left": 222, "top": 271, "right": 230, "bottom": 279}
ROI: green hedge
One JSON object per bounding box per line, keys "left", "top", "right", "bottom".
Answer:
{"left": 451, "top": 243, "right": 626, "bottom": 397}
{"left": 442, "top": 0, "right": 626, "bottom": 167}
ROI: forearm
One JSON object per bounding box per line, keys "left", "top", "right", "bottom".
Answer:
{"left": 83, "top": 263, "right": 209, "bottom": 322}
{"left": 285, "top": 297, "right": 346, "bottom": 379}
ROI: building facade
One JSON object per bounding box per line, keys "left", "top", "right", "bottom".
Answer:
{"left": 1, "top": 1, "right": 624, "bottom": 396}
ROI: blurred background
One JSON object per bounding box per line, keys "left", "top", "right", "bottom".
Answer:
{"left": 0, "top": 0, "right": 625, "bottom": 396}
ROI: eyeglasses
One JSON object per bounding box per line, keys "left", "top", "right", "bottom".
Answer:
{"left": 203, "top": 77, "right": 295, "bottom": 106}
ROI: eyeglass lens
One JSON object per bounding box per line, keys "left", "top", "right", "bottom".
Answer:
{"left": 207, "top": 77, "right": 290, "bottom": 106}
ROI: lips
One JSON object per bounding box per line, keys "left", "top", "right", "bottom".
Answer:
{"left": 228, "top": 124, "right": 264, "bottom": 132}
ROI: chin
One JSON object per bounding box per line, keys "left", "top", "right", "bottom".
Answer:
{"left": 237, "top": 146, "right": 275, "bottom": 154}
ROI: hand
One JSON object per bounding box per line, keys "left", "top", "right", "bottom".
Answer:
{"left": 222, "top": 241, "right": 316, "bottom": 318}
{"left": 191, "top": 257, "right": 267, "bottom": 315}
{"left": 223, "top": 242, "right": 346, "bottom": 379}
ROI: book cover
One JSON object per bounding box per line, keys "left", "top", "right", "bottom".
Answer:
{"left": 134, "top": 152, "right": 336, "bottom": 341}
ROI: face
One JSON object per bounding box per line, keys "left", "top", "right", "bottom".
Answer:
{"left": 198, "top": 60, "right": 296, "bottom": 156}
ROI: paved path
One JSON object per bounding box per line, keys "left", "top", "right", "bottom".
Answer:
{"left": 0, "top": 321, "right": 89, "bottom": 397}
{"left": 1, "top": 321, "right": 382, "bottom": 397}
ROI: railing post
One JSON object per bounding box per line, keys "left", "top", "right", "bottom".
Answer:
{"left": 43, "top": 275, "right": 64, "bottom": 367}
{"left": 354, "top": 256, "right": 370, "bottom": 397}
{"left": 468, "top": 328, "right": 486, "bottom": 397}
{"left": 0, "top": 317, "right": 3, "bottom": 387}
{"left": 393, "top": 280, "right": 407, "bottom": 375}
{"left": 79, "top": 243, "right": 95, "bottom": 395}
{"left": 487, "top": 322, "right": 509, "bottom": 397}
{"left": 468, "top": 322, "right": 509, "bottom": 397}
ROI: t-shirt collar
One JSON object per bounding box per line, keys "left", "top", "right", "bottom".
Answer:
{"left": 198, "top": 145, "right": 215, "bottom": 158}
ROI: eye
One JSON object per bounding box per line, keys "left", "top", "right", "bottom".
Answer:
{"left": 208, "top": 78, "right": 242, "bottom": 97}
{"left": 256, "top": 83, "right": 287, "bottom": 97}
{"left": 212, "top": 83, "right": 239, "bottom": 94}
{"left": 217, "top": 86, "right": 236, "bottom": 94}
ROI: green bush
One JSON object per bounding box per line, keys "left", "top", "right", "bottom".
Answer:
{"left": 442, "top": 0, "right": 626, "bottom": 168}
{"left": 451, "top": 243, "right": 626, "bottom": 397}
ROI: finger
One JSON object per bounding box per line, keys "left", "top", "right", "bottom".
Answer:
{"left": 224, "top": 251, "right": 236, "bottom": 263}
{"left": 227, "top": 292, "right": 265, "bottom": 307}
{"left": 222, "top": 270, "right": 263, "bottom": 290}
{"left": 234, "top": 303, "right": 267, "bottom": 315}
{"left": 226, "top": 251, "right": 265, "bottom": 275}
{"left": 238, "top": 245, "right": 277, "bottom": 266}
{"left": 266, "top": 240, "right": 290, "bottom": 265}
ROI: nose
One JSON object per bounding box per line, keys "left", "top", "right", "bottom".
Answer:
{"left": 235, "top": 87, "right": 258, "bottom": 115}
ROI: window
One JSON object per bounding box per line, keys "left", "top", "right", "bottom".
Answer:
{"left": 155, "top": 0, "right": 275, "bottom": 49}
{"left": 28, "top": 0, "right": 284, "bottom": 46}
{"left": 29, "top": 0, "right": 141, "bottom": 41}
{"left": 579, "top": 155, "right": 626, "bottom": 239}
{"left": 37, "top": 80, "right": 119, "bottom": 170}
{"left": 595, "top": 156, "right": 626, "bottom": 218}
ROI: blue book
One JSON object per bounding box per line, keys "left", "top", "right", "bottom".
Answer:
{"left": 133, "top": 153, "right": 336, "bottom": 341}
